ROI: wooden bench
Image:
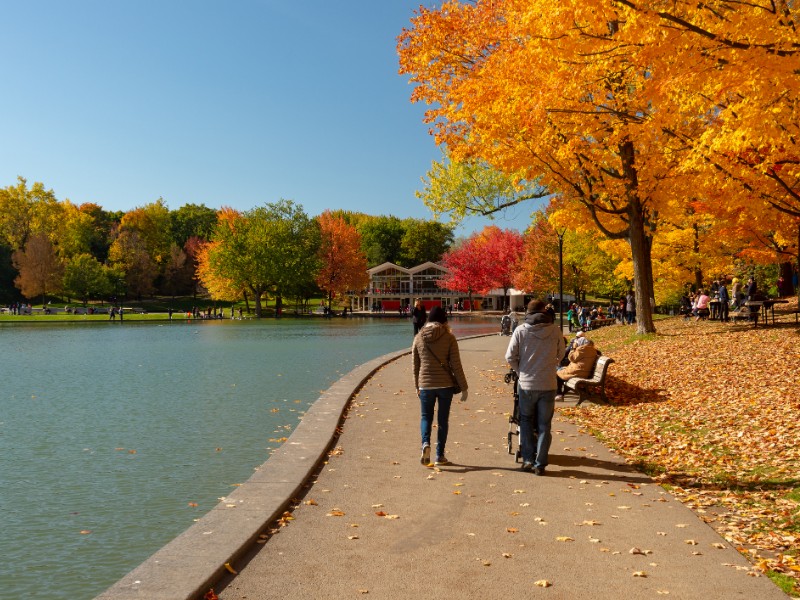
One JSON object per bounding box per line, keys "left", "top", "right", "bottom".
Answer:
{"left": 773, "top": 309, "right": 800, "bottom": 323}
{"left": 588, "top": 317, "right": 615, "bottom": 330}
{"left": 564, "top": 355, "right": 614, "bottom": 406}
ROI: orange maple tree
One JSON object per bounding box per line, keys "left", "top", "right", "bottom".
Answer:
{"left": 398, "top": 0, "right": 799, "bottom": 329}
{"left": 315, "top": 211, "right": 369, "bottom": 312}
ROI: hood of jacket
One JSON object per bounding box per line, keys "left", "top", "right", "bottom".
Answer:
{"left": 522, "top": 312, "right": 556, "bottom": 338}
{"left": 420, "top": 322, "right": 448, "bottom": 344}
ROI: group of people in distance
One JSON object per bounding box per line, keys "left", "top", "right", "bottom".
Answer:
{"left": 679, "top": 276, "right": 771, "bottom": 322}
{"left": 411, "top": 299, "right": 597, "bottom": 476}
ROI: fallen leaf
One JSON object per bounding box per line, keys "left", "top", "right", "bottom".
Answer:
{"left": 534, "top": 580, "right": 552, "bottom": 587}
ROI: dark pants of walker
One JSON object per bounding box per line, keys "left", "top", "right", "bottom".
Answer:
{"left": 718, "top": 302, "right": 729, "bottom": 322}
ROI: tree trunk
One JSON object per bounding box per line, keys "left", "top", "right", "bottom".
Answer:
{"left": 619, "top": 139, "right": 656, "bottom": 334}
{"left": 243, "top": 289, "right": 250, "bottom": 314}
{"left": 275, "top": 294, "right": 283, "bottom": 318}
{"left": 693, "top": 222, "right": 703, "bottom": 291}
{"left": 694, "top": 268, "right": 703, "bottom": 292}
{"left": 628, "top": 205, "right": 656, "bottom": 334}
{"left": 252, "top": 286, "right": 262, "bottom": 318}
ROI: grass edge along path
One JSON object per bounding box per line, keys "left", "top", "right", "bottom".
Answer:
{"left": 560, "top": 307, "right": 800, "bottom": 597}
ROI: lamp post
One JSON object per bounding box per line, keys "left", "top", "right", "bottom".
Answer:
{"left": 557, "top": 229, "right": 566, "bottom": 331}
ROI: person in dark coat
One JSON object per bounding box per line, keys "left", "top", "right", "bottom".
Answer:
{"left": 411, "top": 299, "right": 427, "bottom": 335}
{"left": 717, "top": 280, "right": 730, "bottom": 322}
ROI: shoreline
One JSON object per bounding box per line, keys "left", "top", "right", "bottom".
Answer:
{"left": 0, "top": 310, "right": 510, "bottom": 325}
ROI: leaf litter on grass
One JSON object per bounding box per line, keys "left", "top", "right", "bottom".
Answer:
{"left": 557, "top": 313, "right": 800, "bottom": 594}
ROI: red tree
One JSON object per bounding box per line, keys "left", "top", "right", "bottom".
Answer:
{"left": 439, "top": 234, "right": 492, "bottom": 311}
{"left": 479, "top": 226, "right": 524, "bottom": 310}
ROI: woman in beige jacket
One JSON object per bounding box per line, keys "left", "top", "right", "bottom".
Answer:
{"left": 412, "top": 306, "right": 468, "bottom": 466}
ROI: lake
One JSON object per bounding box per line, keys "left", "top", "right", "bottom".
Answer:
{"left": 0, "top": 316, "right": 498, "bottom": 599}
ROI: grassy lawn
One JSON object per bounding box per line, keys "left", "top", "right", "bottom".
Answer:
{"left": 0, "top": 294, "right": 337, "bottom": 322}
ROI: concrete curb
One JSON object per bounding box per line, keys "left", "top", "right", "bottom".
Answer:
{"left": 94, "top": 347, "right": 414, "bottom": 600}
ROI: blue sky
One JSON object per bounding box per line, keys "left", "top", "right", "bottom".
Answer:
{"left": 0, "top": 1, "right": 536, "bottom": 235}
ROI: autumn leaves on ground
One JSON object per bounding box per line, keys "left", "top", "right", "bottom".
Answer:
{"left": 563, "top": 310, "right": 800, "bottom": 594}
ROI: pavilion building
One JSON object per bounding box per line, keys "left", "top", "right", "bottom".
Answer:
{"left": 349, "top": 261, "right": 528, "bottom": 313}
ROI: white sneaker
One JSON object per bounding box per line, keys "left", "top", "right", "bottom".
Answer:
{"left": 555, "top": 394, "right": 564, "bottom": 401}
{"left": 420, "top": 445, "right": 431, "bottom": 465}
{"left": 434, "top": 456, "right": 451, "bottom": 466}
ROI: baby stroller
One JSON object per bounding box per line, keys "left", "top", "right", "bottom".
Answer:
{"left": 505, "top": 369, "right": 537, "bottom": 464}
{"left": 504, "top": 369, "right": 521, "bottom": 461}
{"left": 500, "top": 314, "right": 512, "bottom": 336}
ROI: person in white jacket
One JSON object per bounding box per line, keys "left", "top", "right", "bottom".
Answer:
{"left": 505, "top": 300, "right": 565, "bottom": 475}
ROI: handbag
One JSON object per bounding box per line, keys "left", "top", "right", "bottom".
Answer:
{"left": 423, "top": 341, "right": 461, "bottom": 394}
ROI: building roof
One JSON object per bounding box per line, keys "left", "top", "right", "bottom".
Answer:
{"left": 367, "top": 262, "right": 410, "bottom": 275}
{"left": 408, "top": 261, "right": 447, "bottom": 274}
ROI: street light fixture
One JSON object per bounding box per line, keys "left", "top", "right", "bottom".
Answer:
{"left": 557, "top": 229, "right": 566, "bottom": 331}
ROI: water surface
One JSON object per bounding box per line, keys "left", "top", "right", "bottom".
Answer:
{"left": 0, "top": 316, "right": 496, "bottom": 599}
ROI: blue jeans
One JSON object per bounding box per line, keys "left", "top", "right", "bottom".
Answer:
{"left": 517, "top": 388, "right": 556, "bottom": 468}
{"left": 419, "top": 388, "right": 454, "bottom": 459}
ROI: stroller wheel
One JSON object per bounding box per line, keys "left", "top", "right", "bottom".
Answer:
{"left": 507, "top": 431, "right": 513, "bottom": 455}
{"left": 515, "top": 449, "right": 521, "bottom": 463}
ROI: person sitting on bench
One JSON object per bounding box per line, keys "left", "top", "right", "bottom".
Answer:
{"left": 555, "top": 332, "right": 598, "bottom": 401}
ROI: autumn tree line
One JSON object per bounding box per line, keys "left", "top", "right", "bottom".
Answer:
{"left": 0, "top": 178, "right": 460, "bottom": 315}
{"left": 1, "top": 169, "right": 792, "bottom": 320}
{"left": 400, "top": 0, "right": 800, "bottom": 334}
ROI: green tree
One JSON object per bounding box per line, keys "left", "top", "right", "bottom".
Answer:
{"left": 358, "top": 215, "right": 406, "bottom": 267}
{"left": 0, "top": 243, "right": 17, "bottom": 303}
{"left": 399, "top": 220, "right": 454, "bottom": 265}
{"left": 78, "top": 203, "right": 120, "bottom": 263}
{"left": 170, "top": 203, "right": 218, "bottom": 247}
{"left": 205, "top": 201, "right": 319, "bottom": 318}
{"left": 416, "top": 151, "right": 548, "bottom": 224}
{"left": 63, "top": 253, "right": 111, "bottom": 306}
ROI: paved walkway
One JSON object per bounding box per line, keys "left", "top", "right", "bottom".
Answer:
{"left": 216, "top": 335, "right": 787, "bottom": 600}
